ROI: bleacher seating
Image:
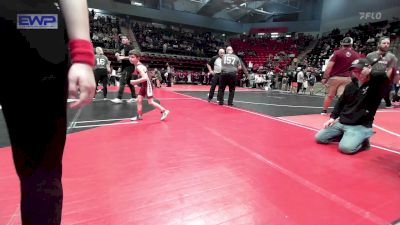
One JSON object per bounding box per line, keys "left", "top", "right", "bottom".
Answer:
{"left": 132, "top": 22, "right": 225, "bottom": 58}
{"left": 306, "top": 20, "right": 400, "bottom": 69}
{"left": 230, "top": 34, "right": 313, "bottom": 71}
{"left": 89, "top": 10, "right": 121, "bottom": 50}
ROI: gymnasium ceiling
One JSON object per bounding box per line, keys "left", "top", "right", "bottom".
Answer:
{"left": 126, "top": 0, "right": 304, "bottom": 23}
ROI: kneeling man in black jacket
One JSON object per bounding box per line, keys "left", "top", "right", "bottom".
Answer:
{"left": 315, "top": 58, "right": 388, "bottom": 154}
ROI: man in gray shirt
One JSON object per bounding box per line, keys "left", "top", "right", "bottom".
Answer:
{"left": 366, "top": 36, "right": 398, "bottom": 108}
{"left": 217, "top": 46, "right": 242, "bottom": 106}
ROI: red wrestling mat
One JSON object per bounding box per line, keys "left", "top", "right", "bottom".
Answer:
{"left": 1, "top": 90, "right": 400, "bottom": 225}
{"left": 100, "top": 84, "right": 262, "bottom": 93}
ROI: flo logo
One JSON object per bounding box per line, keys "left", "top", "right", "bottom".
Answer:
{"left": 359, "top": 12, "right": 382, "bottom": 20}
{"left": 17, "top": 14, "right": 58, "bottom": 29}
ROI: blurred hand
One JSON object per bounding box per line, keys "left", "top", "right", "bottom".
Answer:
{"left": 361, "top": 67, "right": 372, "bottom": 76}
{"left": 68, "top": 63, "right": 96, "bottom": 108}
{"left": 323, "top": 118, "right": 336, "bottom": 128}
{"left": 321, "top": 78, "right": 327, "bottom": 85}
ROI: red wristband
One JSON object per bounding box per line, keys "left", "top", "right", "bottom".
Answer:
{"left": 69, "top": 39, "right": 95, "bottom": 67}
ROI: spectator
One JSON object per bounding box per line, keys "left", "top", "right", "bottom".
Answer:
{"left": 0, "top": 1, "right": 95, "bottom": 224}
{"left": 315, "top": 58, "right": 388, "bottom": 155}
{"left": 321, "top": 37, "right": 361, "bottom": 114}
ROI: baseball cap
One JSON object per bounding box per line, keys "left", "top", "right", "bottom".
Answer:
{"left": 341, "top": 37, "right": 353, "bottom": 46}
{"left": 349, "top": 58, "right": 371, "bottom": 70}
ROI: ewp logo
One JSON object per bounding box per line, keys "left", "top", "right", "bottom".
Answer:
{"left": 17, "top": 14, "right": 58, "bottom": 29}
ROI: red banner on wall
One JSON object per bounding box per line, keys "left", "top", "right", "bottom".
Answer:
{"left": 249, "top": 27, "right": 288, "bottom": 34}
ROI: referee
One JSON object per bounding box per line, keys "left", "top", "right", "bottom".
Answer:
{"left": 207, "top": 48, "right": 224, "bottom": 102}
{"left": 217, "top": 46, "right": 241, "bottom": 106}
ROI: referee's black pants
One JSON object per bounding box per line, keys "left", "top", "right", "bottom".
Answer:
{"left": 208, "top": 73, "right": 220, "bottom": 100}
{"left": 1, "top": 13, "right": 68, "bottom": 225}
{"left": 297, "top": 82, "right": 303, "bottom": 93}
{"left": 217, "top": 73, "right": 237, "bottom": 105}
{"left": 117, "top": 69, "right": 136, "bottom": 99}
{"left": 166, "top": 73, "right": 172, "bottom": 87}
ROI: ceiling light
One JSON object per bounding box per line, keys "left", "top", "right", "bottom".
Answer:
{"left": 131, "top": 1, "right": 143, "bottom": 6}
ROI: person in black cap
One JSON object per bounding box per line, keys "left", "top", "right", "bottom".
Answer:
{"left": 315, "top": 58, "right": 388, "bottom": 155}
